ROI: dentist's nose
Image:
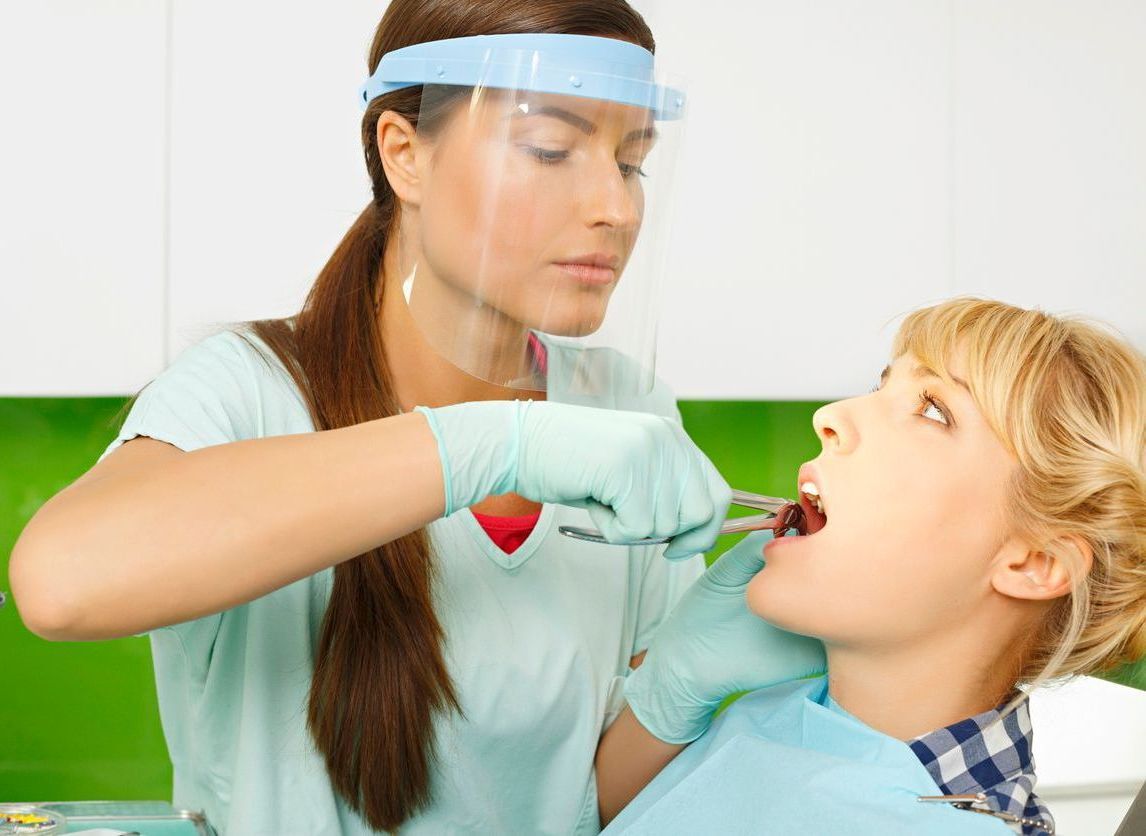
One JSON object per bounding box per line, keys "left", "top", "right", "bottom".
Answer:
{"left": 585, "top": 158, "right": 642, "bottom": 231}
{"left": 812, "top": 399, "right": 859, "bottom": 455}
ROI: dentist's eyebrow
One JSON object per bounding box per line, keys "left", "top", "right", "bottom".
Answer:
{"left": 912, "top": 364, "right": 971, "bottom": 394}
{"left": 514, "top": 104, "right": 657, "bottom": 144}
{"left": 622, "top": 125, "right": 658, "bottom": 144}
{"left": 517, "top": 105, "right": 596, "bottom": 134}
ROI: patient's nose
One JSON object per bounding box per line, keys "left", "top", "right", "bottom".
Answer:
{"left": 812, "top": 400, "right": 858, "bottom": 455}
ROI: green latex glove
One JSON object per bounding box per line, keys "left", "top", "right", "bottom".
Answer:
{"left": 416, "top": 400, "right": 732, "bottom": 559}
{"left": 624, "top": 530, "right": 828, "bottom": 743}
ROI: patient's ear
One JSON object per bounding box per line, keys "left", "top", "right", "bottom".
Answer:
{"left": 992, "top": 535, "right": 1093, "bottom": 601}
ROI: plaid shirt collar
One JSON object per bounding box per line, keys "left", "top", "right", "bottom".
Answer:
{"left": 908, "top": 695, "right": 1054, "bottom": 835}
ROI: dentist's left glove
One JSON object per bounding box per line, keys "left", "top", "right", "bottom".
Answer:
{"left": 624, "top": 530, "right": 827, "bottom": 744}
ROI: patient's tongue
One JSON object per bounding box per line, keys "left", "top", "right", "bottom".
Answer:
{"left": 769, "top": 503, "right": 807, "bottom": 538}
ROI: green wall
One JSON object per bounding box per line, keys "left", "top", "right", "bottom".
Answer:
{"left": 1, "top": 397, "right": 1142, "bottom": 801}
{"left": 1, "top": 398, "right": 169, "bottom": 800}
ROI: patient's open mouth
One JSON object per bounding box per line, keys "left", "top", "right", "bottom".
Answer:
{"left": 769, "top": 503, "right": 805, "bottom": 537}
{"left": 759, "top": 474, "right": 828, "bottom": 546}
{"left": 797, "top": 481, "right": 828, "bottom": 535}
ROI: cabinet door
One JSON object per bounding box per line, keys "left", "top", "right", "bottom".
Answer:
{"left": 162, "top": 1, "right": 1144, "bottom": 397}
{"left": 952, "top": 1, "right": 1146, "bottom": 343}
{"left": 0, "top": 1, "right": 167, "bottom": 396}
{"left": 165, "top": 0, "right": 380, "bottom": 356}
{"left": 639, "top": 0, "right": 953, "bottom": 400}
{"left": 164, "top": 0, "right": 952, "bottom": 396}
{"left": 1031, "top": 676, "right": 1146, "bottom": 798}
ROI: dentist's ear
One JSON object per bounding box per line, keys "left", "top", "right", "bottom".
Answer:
{"left": 992, "top": 535, "right": 1093, "bottom": 602}
{"left": 376, "top": 111, "right": 424, "bottom": 206}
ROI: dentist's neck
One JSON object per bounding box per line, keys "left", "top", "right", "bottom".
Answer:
{"left": 378, "top": 232, "right": 543, "bottom": 409}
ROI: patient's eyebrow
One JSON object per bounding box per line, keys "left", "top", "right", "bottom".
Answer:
{"left": 912, "top": 364, "right": 970, "bottom": 394}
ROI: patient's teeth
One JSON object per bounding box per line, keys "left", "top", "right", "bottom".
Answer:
{"left": 800, "top": 481, "right": 824, "bottom": 515}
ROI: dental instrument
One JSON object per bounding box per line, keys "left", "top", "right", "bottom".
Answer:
{"left": 558, "top": 490, "right": 807, "bottom": 546}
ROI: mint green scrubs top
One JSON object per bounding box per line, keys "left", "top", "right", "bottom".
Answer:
{"left": 99, "top": 330, "right": 702, "bottom": 835}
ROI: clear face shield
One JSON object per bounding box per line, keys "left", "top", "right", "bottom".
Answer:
{"left": 360, "top": 34, "right": 685, "bottom": 398}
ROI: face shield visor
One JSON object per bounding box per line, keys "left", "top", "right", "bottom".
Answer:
{"left": 360, "top": 33, "right": 685, "bottom": 398}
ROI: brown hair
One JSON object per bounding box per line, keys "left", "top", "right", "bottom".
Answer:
{"left": 246, "top": 1, "right": 654, "bottom": 830}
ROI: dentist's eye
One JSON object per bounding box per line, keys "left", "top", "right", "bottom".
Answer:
{"left": 919, "top": 390, "right": 950, "bottom": 426}
{"left": 523, "top": 146, "right": 570, "bottom": 165}
{"left": 617, "top": 162, "right": 648, "bottom": 178}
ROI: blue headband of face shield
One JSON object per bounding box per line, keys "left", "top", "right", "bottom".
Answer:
{"left": 358, "top": 33, "right": 685, "bottom": 121}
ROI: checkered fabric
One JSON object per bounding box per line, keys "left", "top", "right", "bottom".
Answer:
{"left": 908, "top": 696, "right": 1054, "bottom": 835}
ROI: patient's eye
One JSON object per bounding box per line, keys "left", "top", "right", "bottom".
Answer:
{"left": 919, "top": 390, "right": 950, "bottom": 426}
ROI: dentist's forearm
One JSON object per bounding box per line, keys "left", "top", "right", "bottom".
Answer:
{"left": 595, "top": 705, "right": 685, "bottom": 825}
{"left": 10, "top": 412, "right": 445, "bottom": 640}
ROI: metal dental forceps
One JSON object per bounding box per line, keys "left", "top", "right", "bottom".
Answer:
{"left": 558, "top": 489, "right": 803, "bottom": 546}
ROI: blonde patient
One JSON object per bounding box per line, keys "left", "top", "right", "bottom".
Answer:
{"left": 602, "top": 298, "right": 1146, "bottom": 835}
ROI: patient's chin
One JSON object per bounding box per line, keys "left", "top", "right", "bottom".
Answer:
{"left": 746, "top": 572, "right": 802, "bottom": 630}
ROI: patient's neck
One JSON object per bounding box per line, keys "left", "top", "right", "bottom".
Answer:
{"left": 824, "top": 626, "right": 1022, "bottom": 741}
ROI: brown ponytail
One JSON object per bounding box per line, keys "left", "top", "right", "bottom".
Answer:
{"left": 248, "top": 1, "right": 655, "bottom": 829}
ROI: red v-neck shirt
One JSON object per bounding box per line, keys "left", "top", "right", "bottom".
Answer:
{"left": 469, "top": 334, "right": 546, "bottom": 553}
{"left": 471, "top": 511, "right": 542, "bottom": 554}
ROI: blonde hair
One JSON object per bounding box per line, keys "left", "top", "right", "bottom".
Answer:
{"left": 892, "top": 298, "right": 1146, "bottom": 691}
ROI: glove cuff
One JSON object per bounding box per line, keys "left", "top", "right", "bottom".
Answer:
{"left": 623, "top": 663, "right": 714, "bottom": 746}
{"left": 415, "top": 402, "right": 520, "bottom": 516}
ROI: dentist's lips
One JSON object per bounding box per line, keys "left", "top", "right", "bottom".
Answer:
{"left": 553, "top": 253, "right": 619, "bottom": 285}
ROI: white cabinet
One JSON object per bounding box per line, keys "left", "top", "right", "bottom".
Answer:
{"left": 638, "top": 0, "right": 1146, "bottom": 399}
{"left": 1033, "top": 675, "right": 1146, "bottom": 789}
{"left": 641, "top": 0, "right": 954, "bottom": 400}
{"left": 1031, "top": 676, "right": 1146, "bottom": 833}
{"left": 7, "top": 2, "right": 1141, "bottom": 398}
{"left": 951, "top": 1, "right": 1146, "bottom": 345}
{"left": 0, "top": 1, "right": 168, "bottom": 396}
{"left": 164, "top": 0, "right": 380, "bottom": 356}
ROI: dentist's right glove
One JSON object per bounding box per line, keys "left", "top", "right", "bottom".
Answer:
{"left": 623, "top": 530, "right": 827, "bottom": 743}
{"left": 416, "top": 399, "right": 732, "bottom": 560}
